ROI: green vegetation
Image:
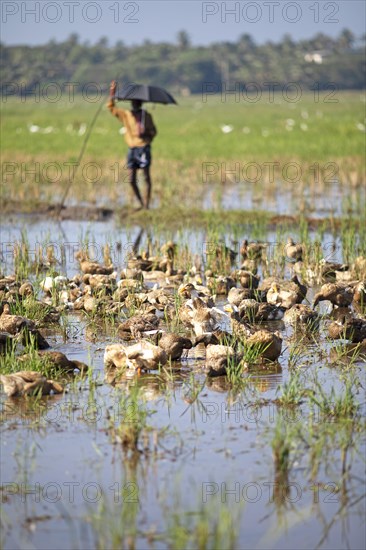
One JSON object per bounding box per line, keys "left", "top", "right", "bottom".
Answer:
{"left": 1, "top": 29, "right": 364, "bottom": 93}
{"left": 2, "top": 92, "right": 364, "bottom": 161}
{"left": 1, "top": 91, "right": 365, "bottom": 213}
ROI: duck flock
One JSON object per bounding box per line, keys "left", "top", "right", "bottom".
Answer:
{"left": 0, "top": 237, "right": 365, "bottom": 397}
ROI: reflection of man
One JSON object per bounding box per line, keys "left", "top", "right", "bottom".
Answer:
{"left": 107, "top": 80, "right": 157, "bottom": 209}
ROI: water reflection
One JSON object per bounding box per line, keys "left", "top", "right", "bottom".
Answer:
{"left": 0, "top": 393, "right": 64, "bottom": 425}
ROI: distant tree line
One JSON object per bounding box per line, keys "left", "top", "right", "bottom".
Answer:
{"left": 1, "top": 29, "right": 365, "bottom": 95}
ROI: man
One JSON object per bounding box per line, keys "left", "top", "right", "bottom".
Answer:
{"left": 107, "top": 80, "right": 157, "bottom": 209}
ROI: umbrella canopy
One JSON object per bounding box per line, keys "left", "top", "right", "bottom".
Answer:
{"left": 115, "top": 83, "right": 177, "bottom": 105}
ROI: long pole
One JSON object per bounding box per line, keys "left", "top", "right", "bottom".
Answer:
{"left": 56, "top": 86, "right": 110, "bottom": 217}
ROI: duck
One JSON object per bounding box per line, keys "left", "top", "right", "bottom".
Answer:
{"left": 258, "top": 276, "right": 283, "bottom": 293}
{"left": 246, "top": 330, "right": 282, "bottom": 361}
{"left": 160, "top": 240, "right": 177, "bottom": 260}
{"left": 206, "top": 276, "right": 236, "bottom": 295}
{"left": 329, "top": 340, "right": 366, "bottom": 364}
{"left": 320, "top": 260, "right": 349, "bottom": 282}
{"left": 0, "top": 303, "right": 49, "bottom": 349}
{"left": 291, "top": 275, "right": 308, "bottom": 301}
{"left": 205, "top": 344, "right": 238, "bottom": 377}
{"left": 74, "top": 287, "right": 103, "bottom": 314}
{"left": 178, "top": 282, "right": 213, "bottom": 302}
{"left": 141, "top": 270, "right": 171, "bottom": 282}
{"left": 179, "top": 296, "right": 207, "bottom": 326}
{"left": 155, "top": 332, "right": 193, "bottom": 361}
{"left": 143, "top": 287, "right": 175, "bottom": 310}
{"left": 123, "top": 341, "right": 167, "bottom": 372}
{"left": 230, "top": 311, "right": 252, "bottom": 340}
{"left": 234, "top": 270, "right": 260, "bottom": 289}
{"left": 159, "top": 241, "right": 178, "bottom": 276}
{"left": 0, "top": 302, "right": 31, "bottom": 333}
{"left": 240, "top": 259, "right": 258, "bottom": 273}
{"left": 190, "top": 304, "right": 219, "bottom": 337}
{"left": 18, "top": 282, "right": 34, "bottom": 297}
{"left": 118, "top": 311, "right": 160, "bottom": 340}
{"left": 112, "top": 286, "right": 129, "bottom": 304}
{"left": 313, "top": 283, "right": 353, "bottom": 308}
{"left": 328, "top": 317, "right": 366, "bottom": 343}
{"left": 227, "top": 287, "right": 254, "bottom": 306}
{"left": 284, "top": 237, "right": 303, "bottom": 261}
{"left": 266, "top": 282, "right": 300, "bottom": 309}
{"left": 236, "top": 299, "right": 259, "bottom": 320}
{"left": 118, "top": 278, "right": 145, "bottom": 292}
{"left": 212, "top": 243, "right": 237, "bottom": 264}
{"left": 0, "top": 276, "right": 16, "bottom": 291}
{"left": 83, "top": 273, "right": 117, "bottom": 292}
{"left": 242, "top": 302, "right": 285, "bottom": 322}
{"left": 0, "top": 371, "right": 63, "bottom": 397}
{"left": 240, "top": 240, "right": 266, "bottom": 261}
{"left": 284, "top": 304, "right": 320, "bottom": 329}
{"left": 267, "top": 276, "right": 307, "bottom": 308}
{"left": 193, "top": 328, "right": 237, "bottom": 347}
{"left": 18, "top": 351, "right": 89, "bottom": 373}
{"left": 120, "top": 267, "right": 144, "bottom": 281}
{"left": 104, "top": 344, "right": 128, "bottom": 370}
{"left": 179, "top": 297, "right": 227, "bottom": 337}
{"left": 75, "top": 250, "right": 114, "bottom": 275}
{"left": 40, "top": 276, "right": 68, "bottom": 294}
{"left": 127, "top": 255, "right": 154, "bottom": 272}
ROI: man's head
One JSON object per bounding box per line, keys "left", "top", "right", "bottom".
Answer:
{"left": 131, "top": 99, "right": 143, "bottom": 111}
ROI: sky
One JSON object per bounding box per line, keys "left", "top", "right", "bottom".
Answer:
{"left": 1, "top": 0, "right": 365, "bottom": 46}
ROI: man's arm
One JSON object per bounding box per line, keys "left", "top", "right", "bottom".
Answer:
{"left": 107, "top": 80, "right": 127, "bottom": 122}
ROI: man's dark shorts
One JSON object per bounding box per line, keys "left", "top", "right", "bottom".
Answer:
{"left": 127, "top": 145, "right": 151, "bottom": 169}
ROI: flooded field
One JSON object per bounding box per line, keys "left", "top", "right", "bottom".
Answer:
{"left": 1, "top": 209, "right": 365, "bottom": 550}
{"left": 1, "top": 91, "right": 365, "bottom": 550}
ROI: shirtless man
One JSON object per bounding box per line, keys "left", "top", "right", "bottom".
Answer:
{"left": 107, "top": 80, "right": 157, "bottom": 209}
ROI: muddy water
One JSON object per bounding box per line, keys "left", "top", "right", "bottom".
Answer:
{"left": 1, "top": 216, "right": 365, "bottom": 550}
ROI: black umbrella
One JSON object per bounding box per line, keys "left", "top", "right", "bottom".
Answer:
{"left": 115, "top": 83, "right": 177, "bottom": 105}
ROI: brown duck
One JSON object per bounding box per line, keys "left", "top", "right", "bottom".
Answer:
{"left": 284, "top": 238, "right": 303, "bottom": 261}
{"left": 193, "top": 328, "right": 237, "bottom": 347}
{"left": 240, "top": 240, "right": 266, "bottom": 261}
{"left": 239, "top": 302, "right": 285, "bottom": 322}
{"left": 156, "top": 332, "right": 193, "bottom": 360}
{"left": 227, "top": 287, "right": 255, "bottom": 306}
{"left": 118, "top": 312, "right": 160, "bottom": 340}
{"left": 320, "top": 260, "right": 349, "bottom": 281}
{"left": 105, "top": 341, "right": 169, "bottom": 373}
{"left": 267, "top": 276, "right": 307, "bottom": 308}
{"left": 0, "top": 303, "right": 49, "bottom": 349}
{"left": 246, "top": 330, "right": 283, "bottom": 361}
{"left": 0, "top": 371, "right": 63, "bottom": 397}
{"left": 236, "top": 270, "right": 260, "bottom": 289}
{"left": 19, "top": 351, "right": 89, "bottom": 373}
{"left": 206, "top": 344, "right": 238, "bottom": 377}
{"left": 75, "top": 250, "right": 114, "bottom": 275}
{"left": 206, "top": 276, "right": 236, "bottom": 295}
{"left": 284, "top": 304, "right": 320, "bottom": 329}
{"left": 313, "top": 283, "right": 353, "bottom": 308}
{"left": 328, "top": 317, "right": 366, "bottom": 343}
{"left": 230, "top": 311, "right": 252, "bottom": 340}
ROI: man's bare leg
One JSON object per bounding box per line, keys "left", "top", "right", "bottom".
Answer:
{"left": 128, "top": 168, "right": 144, "bottom": 208}
{"left": 143, "top": 167, "right": 152, "bottom": 209}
